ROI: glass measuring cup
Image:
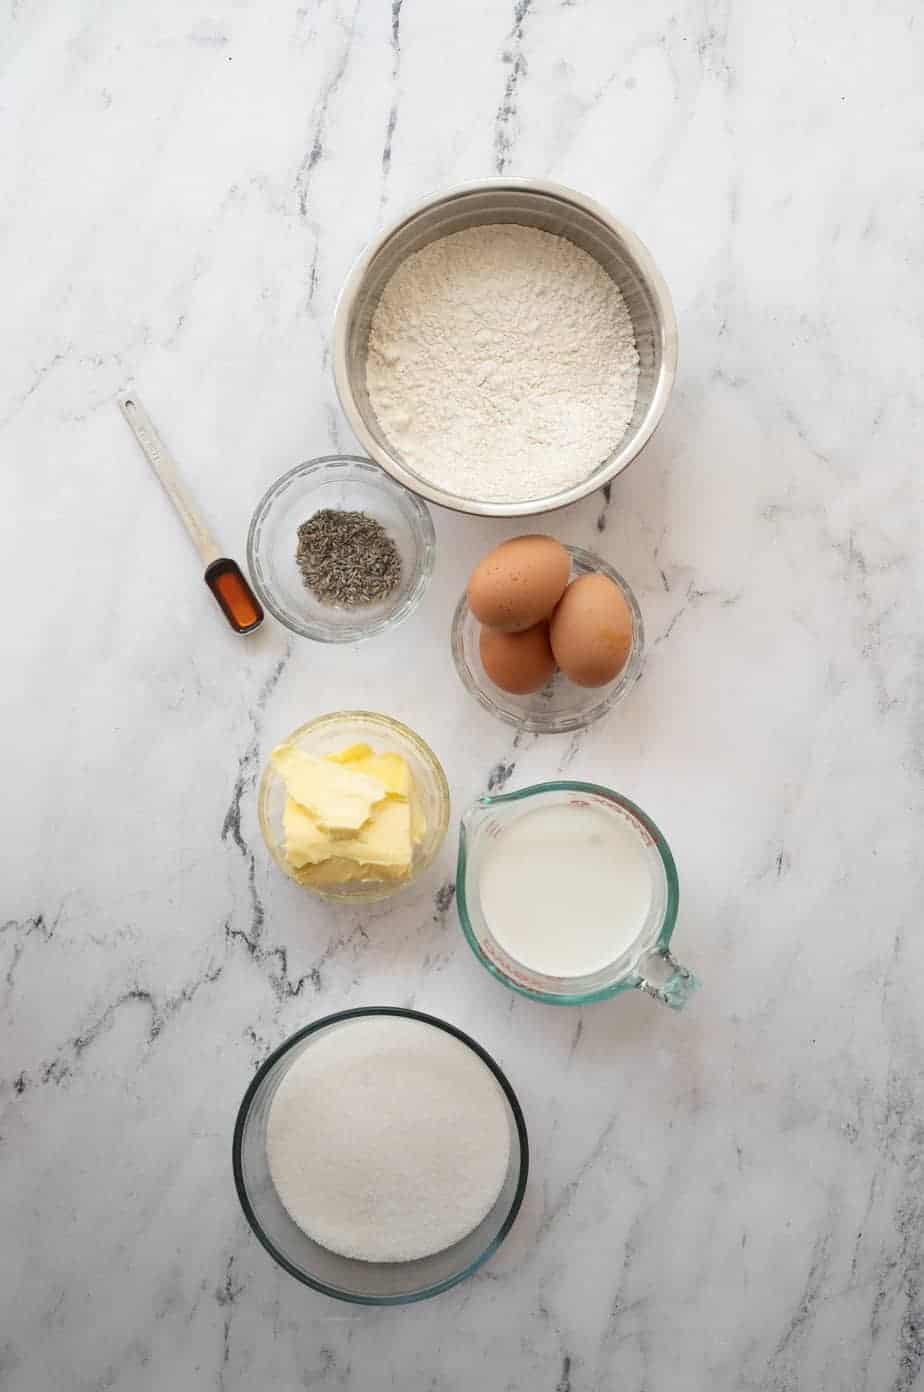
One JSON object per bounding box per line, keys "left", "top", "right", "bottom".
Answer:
{"left": 456, "top": 782, "right": 698, "bottom": 1009}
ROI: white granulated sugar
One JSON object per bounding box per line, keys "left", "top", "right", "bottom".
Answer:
{"left": 265, "top": 1015, "right": 512, "bottom": 1263}
{"left": 366, "top": 223, "right": 640, "bottom": 504}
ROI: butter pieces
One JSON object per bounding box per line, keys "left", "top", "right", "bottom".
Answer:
{"left": 328, "top": 744, "right": 412, "bottom": 799}
{"left": 292, "top": 858, "right": 409, "bottom": 888}
{"left": 271, "top": 746, "right": 386, "bottom": 832}
{"left": 282, "top": 796, "right": 412, "bottom": 871}
{"left": 272, "top": 739, "right": 426, "bottom": 886}
{"left": 282, "top": 799, "right": 330, "bottom": 869}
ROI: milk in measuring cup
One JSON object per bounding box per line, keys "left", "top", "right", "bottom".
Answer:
{"left": 478, "top": 802, "right": 653, "bottom": 978}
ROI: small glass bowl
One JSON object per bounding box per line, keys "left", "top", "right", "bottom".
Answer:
{"left": 451, "top": 545, "right": 644, "bottom": 734}
{"left": 258, "top": 711, "right": 450, "bottom": 903}
{"left": 247, "top": 456, "right": 436, "bottom": 642}
{"left": 232, "top": 1007, "right": 529, "bottom": 1305}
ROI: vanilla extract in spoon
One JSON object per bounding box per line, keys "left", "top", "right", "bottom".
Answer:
{"left": 118, "top": 395, "right": 263, "bottom": 634}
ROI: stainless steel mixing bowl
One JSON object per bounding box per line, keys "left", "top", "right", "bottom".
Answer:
{"left": 333, "top": 178, "right": 678, "bottom": 517}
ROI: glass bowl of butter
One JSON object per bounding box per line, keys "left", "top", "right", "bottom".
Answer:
{"left": 258, "top": 711, "right": 450, "bottom": 902}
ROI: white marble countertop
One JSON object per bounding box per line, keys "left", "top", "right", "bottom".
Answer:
{"left": 4, "top": 2, "right": 923, "bottom": 1388}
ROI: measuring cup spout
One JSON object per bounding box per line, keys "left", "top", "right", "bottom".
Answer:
{"left": 460, "top": 795, "right": 496, "bottom": 838}
{"left": 635, "top": 948, "right": 699, "bottom": 1010}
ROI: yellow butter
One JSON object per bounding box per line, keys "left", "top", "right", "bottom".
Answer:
{"left": 327, "top": 743, "right": 374, "bottom": 764}
{"left": 283, "top": 796, "right": 412, "bottom": 871}
{"left": 293, "top": 858, "right": 408, "bottom": 887}
{"left": 276, "top": 740, "right": 420, "bottom": 883}
{"left": 347, "top": 797, "right": 413, "bottom": 867}
{"left": 344, "top": 752, "right": 411, "bottom": 799}
{"left": 271, "top": 744, "right": 386, "bottom": 832}
{"left": 329, "top": 744, "right": 411, "bottom": 799}
{"left": 282, "top": 798, "right": 330, "bottom": 869}
{"left": 295, "top": 799, "right": 413, "bottom": 871}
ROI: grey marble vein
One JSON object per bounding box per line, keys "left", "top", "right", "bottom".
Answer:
{"left": 494, "top": 0, "right": 534, "bottom": 174}
{"left": 379, "top": 0, "right": 404, "bottom": 200}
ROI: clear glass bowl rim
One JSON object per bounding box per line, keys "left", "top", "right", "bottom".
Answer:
{"left": 232, "top": 1005, "right": 530, "bottom": 1305}
{"left": 450, "top": 545, "right": 645, "bottom": 734}
{"left": 456, "top": 780, "right": 680, "bottom": 1005}
{"left": 246, "top": 455, "right": 436, "bottom": 642}
{"left": 257, "top": 710, "right": 451, "bottom": 903}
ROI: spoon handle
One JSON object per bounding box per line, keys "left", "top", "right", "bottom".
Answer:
{"left": 118, "top": 394, "right": 221, "bottom": 567}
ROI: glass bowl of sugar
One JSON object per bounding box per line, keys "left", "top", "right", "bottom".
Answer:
{"left": 233, "top": 1008, "right": 529, "bottom": 1304}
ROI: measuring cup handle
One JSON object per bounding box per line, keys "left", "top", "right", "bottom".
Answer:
{"left": 635, "top": 948, "right": 699, "bottom": 1010}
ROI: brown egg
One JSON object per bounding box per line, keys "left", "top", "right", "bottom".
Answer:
{"left": 467, "top": 535, "right": 571, "bottom": 632}
{"left": 480, "top": 622, "right": 556, "bottom": 695}
{"left": 550, "top": 573, "right": 633, "bottom": 687}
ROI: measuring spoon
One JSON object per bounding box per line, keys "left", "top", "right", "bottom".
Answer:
{"left": 119, "top": 395, "right": 263, "bottom": 635}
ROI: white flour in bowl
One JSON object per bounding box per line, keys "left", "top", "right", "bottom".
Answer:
{"left": 266, "top": 1015, "right": 512, "bottom": 1263}
{"left": 366, "top": 223, "right": 639, "bottom": 504}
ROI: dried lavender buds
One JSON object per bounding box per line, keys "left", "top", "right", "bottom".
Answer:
{"left": 295, "top": 509, "right": 402, "bottom": 608}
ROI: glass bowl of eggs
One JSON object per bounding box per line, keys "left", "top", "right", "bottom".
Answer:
{"left": 450, "top": 540, "right": 644, "bottom": 734}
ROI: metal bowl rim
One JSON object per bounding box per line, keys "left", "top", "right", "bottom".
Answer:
{"left": 332, "top": 176, "right": 678, "bottom": 518}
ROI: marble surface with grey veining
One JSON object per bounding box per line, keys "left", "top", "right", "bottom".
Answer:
{"left": 3, "top": 2, "right": 924, "bottom": 1388}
